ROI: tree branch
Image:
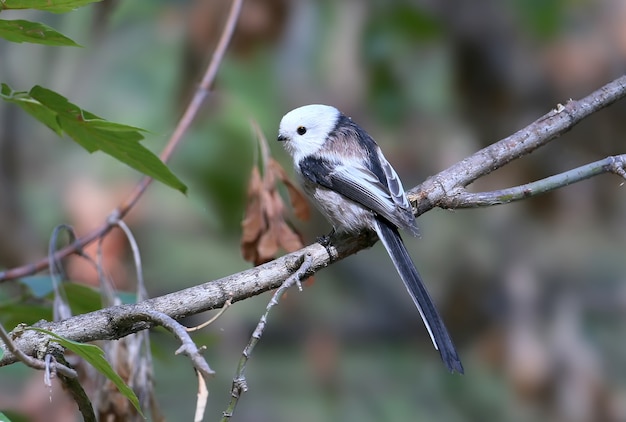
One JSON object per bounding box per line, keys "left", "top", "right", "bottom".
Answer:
{"left": 0, "top": 232, "right": 372, "bottom": 366}
{"left": 138, "top": 309, "right": 214, "bottom": 380}
{"left": 0, "top": 322, "right": 77, "bottom": 378}
{"left": 221, "top": 253, "right": 314, "bottom": 420}
{"left": 1, "top": 75, "right": 625, "bottom": 370}
{"left": 408, "top": 75, "right": 626, "bottom": 214}
{"left": 443, "top": 154, "right": 626, "bottom": 208}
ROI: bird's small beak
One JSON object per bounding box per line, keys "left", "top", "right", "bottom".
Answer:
{"left": 277, "top": 134, "right": 288, "bottom": 142}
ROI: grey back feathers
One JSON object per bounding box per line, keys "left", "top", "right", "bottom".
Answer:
{"left": 278, "top": 104, "right": 419, "bottom": 236}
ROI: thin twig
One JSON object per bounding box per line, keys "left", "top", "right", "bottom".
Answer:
{"left": 138, "top": 310, "right": 215, "bottom": 380}
{"left": 96, "top": 231, "right": 117, "bottom": 305}
{"left": 140, "top": 308, "right": 213, "bottom": 422}
{"left": 0, "top": 0, "right": 245, "bottom": 283}
{"left": 186, "top": 297, "right": 233, "bottom": 332}
{"left": 0, "top": 323, "right": 77, "bottom": 378}
{"left": 48, "top": 225, "right": 78, "bottom": 321}
{"left": 96, "top": 218, "right": 159, "bottom": 419}
{"left": 221, "top": 253, "right": 314, "bottom": 421}
{"left": 114, "top": 219, "right": 148, "bottom": 300}
{"left": 444, "top": 154, "right": 626, "bottom": 208}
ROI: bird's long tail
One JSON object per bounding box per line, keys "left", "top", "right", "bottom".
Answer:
{"left": 373, "top": 218, "right": 464, "bottom": 373}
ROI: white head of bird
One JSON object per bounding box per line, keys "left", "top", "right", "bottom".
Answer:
{"left": 277, "top": 104, "right": 341, "bottom": 162}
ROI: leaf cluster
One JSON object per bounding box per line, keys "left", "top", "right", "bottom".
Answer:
{"left": 0, "top": 0, "right": 186, "bottom": 193}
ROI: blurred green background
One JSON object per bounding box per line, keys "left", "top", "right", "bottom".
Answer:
{"left": 2, "top": 0, "right": 626, "bottom": 421}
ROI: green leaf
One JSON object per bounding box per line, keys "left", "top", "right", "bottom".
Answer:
{"left": 0, "top": 411, "right": 27, "bottom": 422}
{"left": 27, "top": 327, "right": 144, "bottom": 417}
{"left": 62, "top": 283, "right": 104, "bottom": 315}
{"left": 61, "top": 284, "right": 138, "bottom": 313}
{"left": 0, "top": 83, "right": 61, "bottom": 134}
{"left": 0, "top": 0, "right": 101, "bottom": 13}
{"left": 0, "top": 303, "right": 52, "bottom": 329}
{"left": 0, "top": 20, "right": 80, "bottom": 46}
{"left": 0, "top": 84, "right": 187, "bottom": 193}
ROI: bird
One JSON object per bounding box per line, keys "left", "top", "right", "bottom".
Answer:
{"left": 277, "top": 104, "right": 463, "bottom": 373}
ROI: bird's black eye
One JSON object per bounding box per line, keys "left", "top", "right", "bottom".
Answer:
{"left": 297, "top": 126, "right": 307, "bottom": 135}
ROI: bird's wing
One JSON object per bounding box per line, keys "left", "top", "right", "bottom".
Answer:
{"left": 374, "top": 148, "right": 419, "bottom": 235}
{"left": 299, "top": 155, "right": 418, "bottom": 235}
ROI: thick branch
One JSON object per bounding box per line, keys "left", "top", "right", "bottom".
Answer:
{"left": 408, "top": 75, "right": 626, "bottom": 214}
{"left": 0, "top": 233, "right": 373, "bottom": 366}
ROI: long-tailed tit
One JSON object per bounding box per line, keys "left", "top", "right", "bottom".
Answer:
{"left": 277, "top": 104, "right": 463, "bottom": 373}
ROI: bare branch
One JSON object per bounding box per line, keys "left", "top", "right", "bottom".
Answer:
{"left": 48, "top": 225, "right": 78, "bottom": 321}
{"left": 221, "top": 253, "right": 314, "bottom": 420}
{"left": 408, "top": 75, "right": 626, "bottom": 214}
{"left": 112, "top": 218, "right": 148, "bottom": 301}
{"left": 138, "top": 310, "right": 215, "bottom": 381}
{"left": 443, "top": 154, "right": 626, "bottom": 208}
{"left": 0, "top": 232, "right": 369, "bottom": 367}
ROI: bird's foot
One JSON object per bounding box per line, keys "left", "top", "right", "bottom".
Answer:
{"left": 316, "top": 229, "right": 336, "bottom": 260}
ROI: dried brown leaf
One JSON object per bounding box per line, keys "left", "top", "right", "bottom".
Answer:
{"left": 276, "top": 221, "right": 304, "bottom": 253}
{"left": 241, "top": 170, "right": 265, "bottom": 264}
{"left": 269, "top": 189, "right": 286, "bottom": 218}
{"left": 259, "top": 189, "right": 276, "bottom": 220}
{"left": 263, "top": 157, "right": 277, "bottom": 188}
{"left": 240, "top": 130, "right": 313, "bottom": 266}
{"left": 269, "top": 158, "right": 310, "bottom": 220}
{"left": 257, "top": 229, "right": 278, "bottom": 263}
{"left": 241, "top": 168, "right": 265, "bottom": 237}
{"left": 268, "top": 158, "right": 288, "bottom": 180}
{"left": 285, "top": 181, "right": 310, "bottom": 221}
{"left": 241, "top": 238, "right": 259, "bottom": 263}
{"left": 241, "top": 214, "right": 263, "bottom": 244}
